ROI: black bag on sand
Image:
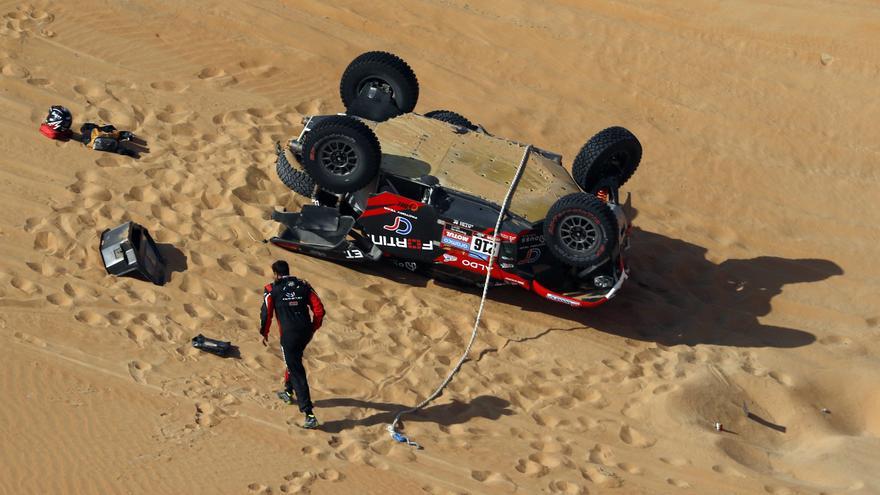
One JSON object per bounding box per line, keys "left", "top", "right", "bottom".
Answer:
{"left": 191, "top": 334, "right": 233, "bottom": 357}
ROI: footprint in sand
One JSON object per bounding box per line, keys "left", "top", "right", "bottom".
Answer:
{"left": 660, "top": 457, "right": 691, "bottom": 467}
{"left": 712, "top": 464, "right": 745, "bottom": 478}
{"left": 155, "top": 104, "right": 195, "bottom": 125}
{"left": 763, "top": 487, "right": 793, "bottom": 495}
{"left": 125, "top": 184, "right": 161, "bottom": 203}
{"left": 0, "top": 61, "right": 29, "bottom": 78}
{"left": 652, "top": 383, "right": 680, "bottom": 394}
{"left": 548, "top": 480, "right": 585, "bottom": 494}
{"left": 588, "top": 443, "right": 616, "bottom": 466}
{"left": 127, "top": 360, "right": 151, "bottom": 383}
{"left": 149, "top": 80, "right": 188, "bottom": 93}
{"left": 515, "top": 458, "right": 549, "bottom": 477}
{"left": 107, "top": 310, "right": 136, "bottom": 326}
{"left": 11, "top": 276, "right": 41, "bottom": 295}
{"left": 295, "top": 99, "right": 324, "bottom": 115}
{"left": 619, "top": 425, "right": 656, "bottom": 448}
{"left": 25, "top": 77, "right": 49, "bottom": 86}
{"left": 217, "top": 255, "right": 248, "bottom": 276}
{"left": 667, "top": 478, "right": 691, "bottom": 489}
{"left": 768, "top": 371, "right": 794, "bottom": 387}
{"left": 622, "top": 399, "right": 647, "bottom": 419}
{"left": 239, "top": 60, "right": 280, "bottom": 78}
{"left": 317, "top": 468, "right": 344, "bottom": 482}
{"left": 470, "top": 471, "right": 516, "bottom": 491}
{"left": 529, "top": 452, "right": 567, "bottom": 471}
{"left": 33, "top": 231, "right": 58, "bottom": 253}
{"left": 93, "top": 155, "right": 123, "bottom": 169}
{"left": 13, "top": 331, "right": 47, "bottom": 348}
{"left": 246, "top": 483, "right": 270, "bottom": 494}
{"left": 301, "top": 444, "right": 330, "bottom": 461}
{"left": 72, "top": 80, "right": 108, "bottom": 101}
{"left": 581, "top": 464, "right": 622, "bottom": 487}
{"left": 617, "top": 462, "right": 643, "bottom": 474}
{"left": 126, "top": 325, "right": 161, "bottom": 347}
{"left": 75, "top": 310, "right": 109, "bottom": 327}
{"left": 196, "top": 67, "right": 238, "bottom": 87}
{"left": 194, "top": 401, "right": 220, "bottom": 427}
{"left": 819, "top": 335, "right": 853, "bottom": 347}
{"left": 46, "top": 292, "right": 73, "bottom": 306}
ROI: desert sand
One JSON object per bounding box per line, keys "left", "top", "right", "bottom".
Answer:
{"left": 2, "top": 0, "right": 879, "bottom": 493}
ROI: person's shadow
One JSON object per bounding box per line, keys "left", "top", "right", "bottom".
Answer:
{"left": 315, "top": 395, "right": 513, "bottom": 433}
{"left": 493, "top": 225, "right": 843, "bottom": 348}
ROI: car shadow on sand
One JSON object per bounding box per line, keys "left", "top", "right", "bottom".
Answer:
{"left": 314, "top": 395, "right": 513, "bottom": 434}
{"left": 492, "top": 227, "right": 843, "bottom": 348}
{"left": 339, "top": 226, "right": 842, "bottom": 348}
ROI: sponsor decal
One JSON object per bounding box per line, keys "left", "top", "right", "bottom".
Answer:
{"left": 461, "top": 258, "right": 488, "bottom": 272}
{"left": 384, "top": 206, "right": 417, "bottom": 220}
{"left": 392, "top": 260, "right": 419, "bottom": 272}
{"left": 370, "top": 235, "right": 435, "bottom": 251}
{"left": 344, "top": 249, "right": 364, "bottom": 259}
{"left": 453, "top": 219, "right": 474, "bottom": 229}
{"left": 519, "top": 247, "right": 541, "bottom": 264}
{"left": 384, "top": 216, "right": 413, "bottom": 236}
{"left": 469, "top": 236, "right": 498, "bottom": 260}
{"left": 499, "top": 232, "right": 516, "bottom": 242}
{"left": 442, "top": 253, "right": 458, "bottom": 263}
{"left": 546, "top": 293, "right": 581, "bottom": 307}
{"left": 441, "top": 236, "right": 470, "bottom": 251}
{"left": 500, "top": 262, "right": 515, "bottom": 269}
{"left": 442, "top": 229, "right": 470, "bottom": 243}
{"left": 503, "top": 277, "right": 527, "bottom": 287}
{"left": 519, "top": 232, "right": 544, "bottom": 244}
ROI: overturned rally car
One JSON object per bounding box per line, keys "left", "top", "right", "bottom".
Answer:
{"left": 269, "top": 52, "right": 642, "bottom": 308}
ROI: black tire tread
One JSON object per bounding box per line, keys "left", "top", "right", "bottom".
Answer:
{"left": 543, "top": 192, "right": 618, "bottom": 267}
{"left": 572, "top": 126, "right": 641, "bottom": 192}
{"left": 424, "top": 110, "right": 477, "bottom": 130}
{"left": 301, "top": 116, "right": 382, "bottom": 194}
{"left": 275, "top": 142, "right": 315, "bottom": 197}
{"left": 340, "top": 51, "right": 419, "bottom": 114}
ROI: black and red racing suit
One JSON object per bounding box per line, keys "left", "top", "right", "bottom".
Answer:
{"left": 260, "top": 275, "right": 325, "bottom": 414}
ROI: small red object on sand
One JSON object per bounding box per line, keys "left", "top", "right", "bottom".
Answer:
{"left": 39, "top": 122, "right": 71, "bottom": 140}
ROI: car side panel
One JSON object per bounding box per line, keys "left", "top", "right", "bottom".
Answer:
{"left": 358, "top": 192, "right": 443, "bottom": 262}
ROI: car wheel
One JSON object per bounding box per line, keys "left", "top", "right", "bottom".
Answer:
{"left": 340, "top": 51, "right": 419, "bottom": 122}
{"left": 424, "top": 110, "right": 478, "bottom": 131}
{"left": 572, "top": 127, "right": 641, "bottom": 194}
{"left": 301, "top": 116, "right": 382, "bottom": 194}
{"left": 275, "top": 142, "right": 316, "bottom": 197}
{"left": 543, "top": 193, "right": 618, "bottom": 267}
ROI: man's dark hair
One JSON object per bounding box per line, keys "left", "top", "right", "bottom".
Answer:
{"left": 271, "top": 260, "right": 290, "bottom": 276}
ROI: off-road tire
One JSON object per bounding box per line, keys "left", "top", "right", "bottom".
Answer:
{"left": 572, "top": 127, "right": 641, "bottom": 193}
{"left": 543, "top": 192, "right": 618, "bottom": 267}
{"left": 340, "top": 51, "right": 419, "bottom": 121}
{"left": 275, "top": 142, "right": 315, "bottom": 197}
{"left": 301, "top": 116, "right": 382, "bottom": 194}
{"left": 424, "top": 110, "right": 478, "bottom": 131}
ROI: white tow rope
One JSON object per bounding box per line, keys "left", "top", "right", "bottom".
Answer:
{"left": 388, "top": 145, "right": 533, "bottom": 449}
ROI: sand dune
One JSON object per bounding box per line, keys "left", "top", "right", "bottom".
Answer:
{"left": 2, "top": 0, "right": 879, "bottom": 493}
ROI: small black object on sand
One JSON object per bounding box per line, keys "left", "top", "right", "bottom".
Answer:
{"left": 191, "top": 334, "right": 235, "bottom": 357}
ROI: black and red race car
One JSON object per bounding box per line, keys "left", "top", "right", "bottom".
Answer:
{"left": 269, "top": 52, "right": 642, "bottom": 308}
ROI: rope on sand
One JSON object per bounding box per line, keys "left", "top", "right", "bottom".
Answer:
{"left": 388, "top": 145, "right": 533, "bottom": 449}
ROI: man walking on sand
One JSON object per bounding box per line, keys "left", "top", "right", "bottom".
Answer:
{"left": 260, "top": 260, "right": 325, "bottom": 429}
